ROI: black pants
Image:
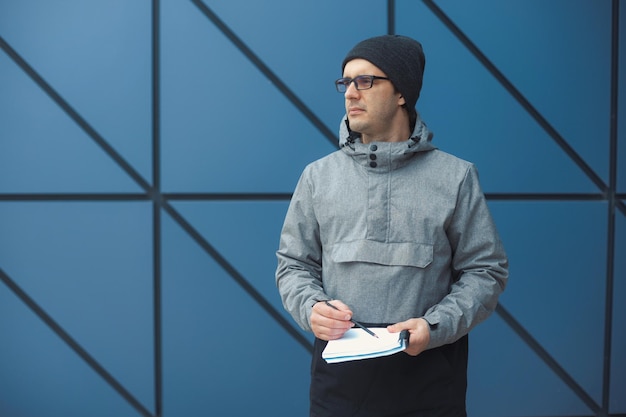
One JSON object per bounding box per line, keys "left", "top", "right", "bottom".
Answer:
{"left": 310, "top": 335, "right": 468, "bottom": 417}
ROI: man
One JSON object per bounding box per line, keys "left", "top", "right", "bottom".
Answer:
{"left": 276, "top": 35, "right": 508, "bottom": 417}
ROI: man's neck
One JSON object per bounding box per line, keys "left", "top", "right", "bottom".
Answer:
{"left": 361, "top": 127, "right": 411, "bottom": 144}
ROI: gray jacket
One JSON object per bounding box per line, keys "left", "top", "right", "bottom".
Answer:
{"left": 276, "top": 115, "right": 508, "bottom": 349}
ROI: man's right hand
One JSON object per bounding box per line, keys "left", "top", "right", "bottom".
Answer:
{"left": 310, "top": 300, "right": 354, "bottom": 341}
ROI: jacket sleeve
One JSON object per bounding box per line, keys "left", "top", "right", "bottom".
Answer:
{"left": 275, "top": 168, "right": 326, "bottom": 332}
{"left": 423, "top": 164, "right": 509, "bottom": 349}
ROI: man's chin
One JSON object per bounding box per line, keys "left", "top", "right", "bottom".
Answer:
{"left": 347, "top": 120, "right": 365, "bottom": 134}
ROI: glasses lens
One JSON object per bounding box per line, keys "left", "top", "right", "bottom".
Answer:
{"left": 354, "top": 76, "right": 373, "bottom": 90}
{"left": 335, "top": 78, "right": 350, "bottom": 93}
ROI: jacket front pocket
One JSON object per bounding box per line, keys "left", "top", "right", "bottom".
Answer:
{"left": 329, "top": 240, "right": 433, "bottom": 268}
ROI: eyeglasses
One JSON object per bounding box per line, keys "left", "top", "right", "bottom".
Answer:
{"left": 335, "top": 75, "right": 390, "bottom": 93}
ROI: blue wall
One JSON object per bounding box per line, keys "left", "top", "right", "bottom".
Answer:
{"left": 0, "top": 1, "right": 624, "bottom": 416}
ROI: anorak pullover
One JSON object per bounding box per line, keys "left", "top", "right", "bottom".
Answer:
{"left": 276, "top": 116, "right": 508, "bottom": 349}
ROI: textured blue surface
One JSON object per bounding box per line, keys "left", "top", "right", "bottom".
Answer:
{"left": 0, "top": 1, "right": 623, "bottom": 416}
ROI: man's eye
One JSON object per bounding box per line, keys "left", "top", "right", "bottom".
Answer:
{"left": 355, "top": 76, "right": 371, "bottom": 87}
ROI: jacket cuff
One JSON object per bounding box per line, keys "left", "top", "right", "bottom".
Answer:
{"left": 423, "top": 314, "right": 447, "bottom": 350}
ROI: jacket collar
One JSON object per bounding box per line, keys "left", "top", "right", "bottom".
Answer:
{"left": 338, "top": 113, "right": 436, "bottom": 170}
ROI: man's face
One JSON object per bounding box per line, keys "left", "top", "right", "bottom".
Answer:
{"left": 342, "top": 59, "right": 407, "bottom": 143}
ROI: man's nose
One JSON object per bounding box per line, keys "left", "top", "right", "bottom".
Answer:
{"left": 344, "top": 81, "right": 359, "bottom": 98}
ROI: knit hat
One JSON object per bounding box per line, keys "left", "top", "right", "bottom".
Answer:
{"left": 342, "top": 35, "right": 426, "bottom": 111}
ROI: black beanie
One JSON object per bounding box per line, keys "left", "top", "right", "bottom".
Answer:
{"left": 342, "top": 35, "right": 426, "bottom": 112}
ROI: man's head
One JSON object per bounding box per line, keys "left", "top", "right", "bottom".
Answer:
{"left": 342, "top": 35, "right": 425, "bottom": 125}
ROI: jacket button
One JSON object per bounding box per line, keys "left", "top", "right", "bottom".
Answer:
{"left": 370, "top": 144, "right": 378, "bottom": 151}
{"left": 369, "top": 154, "right": 377, "bottom": 160}
{"left": 369, "top": 161, "right": 377, "bottom": 168}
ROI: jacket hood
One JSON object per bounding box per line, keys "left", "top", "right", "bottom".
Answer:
{"left": 339, "top": 113, "right": 435, "bottom": 150}
{"left": 338, "top": 113, "right": 436, "bottom": 168}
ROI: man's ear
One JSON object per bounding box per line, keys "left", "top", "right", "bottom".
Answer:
{"left": 398, "top": 94, "right": 406, "bottom": 106}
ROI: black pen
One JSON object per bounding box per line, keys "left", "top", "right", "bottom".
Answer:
{"left": 324, "top": 300, "right": 379, "bottom": 339}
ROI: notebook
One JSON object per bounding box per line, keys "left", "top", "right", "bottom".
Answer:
{"left": 322, "top": 328, "right": 409, "bottom": 363}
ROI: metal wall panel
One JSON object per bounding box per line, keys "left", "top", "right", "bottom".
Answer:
{"left": 1, "top": 1, "right": 623, "bottom": 416}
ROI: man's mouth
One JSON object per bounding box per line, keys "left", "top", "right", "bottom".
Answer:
{"left": 348, "top": 107, "right": 365, "bottom": 116}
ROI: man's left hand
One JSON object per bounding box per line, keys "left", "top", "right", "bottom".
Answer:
{"left": 387, "top": 318, "right": 430, "bottom": 356}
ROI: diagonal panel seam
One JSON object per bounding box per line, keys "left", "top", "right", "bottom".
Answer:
{"left": 496, "top": 304, "right": 601, "bottom": 415}
{"left": 0, "top": 36, "right": 153, "bottom": 194}
{"left": 188, "top": 0, "right": 338, "bottom": 149}
{"left": 160, "top": 196, "right": 314, "bottom": 354}
{"left": 421, "top": 1, "right": 616, "bottom": 210}
{"left": 0, "top": 268, "right": 155, "bottom": 417}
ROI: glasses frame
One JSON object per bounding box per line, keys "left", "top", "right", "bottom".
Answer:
{"left": 335, "top": 75, "right": 390, "bottom": 93}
